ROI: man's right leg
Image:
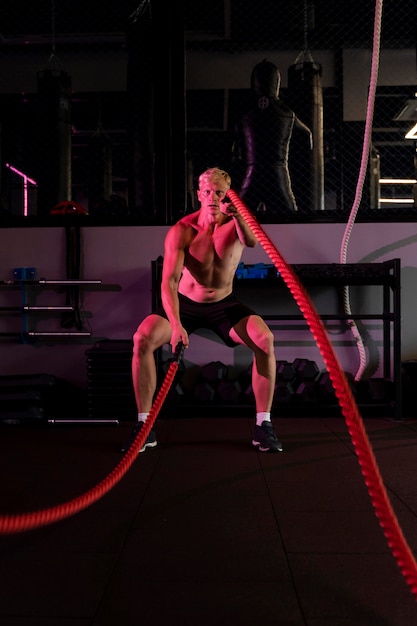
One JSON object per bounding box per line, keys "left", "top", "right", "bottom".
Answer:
{"left": 121, "top": 314, "right": 172, "bottom": 453}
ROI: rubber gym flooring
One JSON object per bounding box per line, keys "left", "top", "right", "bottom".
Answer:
{"left": 1, "top": 411, "right": 417, "bottom": 625}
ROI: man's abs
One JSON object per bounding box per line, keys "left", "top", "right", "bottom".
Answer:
{"left": 179, "top": 266, "right": 235, "bottom": 301}
{"left": 178, "top": 280, "right": 233, "bottom": 303}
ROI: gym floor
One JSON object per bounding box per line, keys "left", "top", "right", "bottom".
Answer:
{"left": 1, "top": 412, "right": 417, "bottom": 625}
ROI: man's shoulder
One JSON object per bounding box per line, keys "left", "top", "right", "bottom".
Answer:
{"left": 165, "top": 211, "right": 199, "bottom": 244}
{"left": 177, "top": 210, "right": 200, "bottom": 227}
{"left": 182, "top": 209, "right": 200, "bottom": 221}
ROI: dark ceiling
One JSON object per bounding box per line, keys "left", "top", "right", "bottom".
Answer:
{"left": 1, "top": 1, "right": 416, "bottom": 50}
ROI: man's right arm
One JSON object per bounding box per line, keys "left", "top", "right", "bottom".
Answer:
{"left": 161, "top": 223, "right": 189, "bottom": 349}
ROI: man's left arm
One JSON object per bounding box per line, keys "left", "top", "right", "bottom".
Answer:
{"left": 222, "top": 201, "right": 258, "bottom": 247}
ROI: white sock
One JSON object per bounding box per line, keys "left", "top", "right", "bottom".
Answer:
{"left": 138, "top": 412, "right": 149, "bottom": 423}
{"left": 256, "top": 412, "right": 271, "bottom": 426}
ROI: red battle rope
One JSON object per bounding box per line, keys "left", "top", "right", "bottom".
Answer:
{"left": 227, "top": 188, "right": 417, "bottom": 599}
{"left": 2, "top": 190, "right": 417, "bottom": 602}
{"left": 0, "top": 344, "right": 185, "bottom": 535}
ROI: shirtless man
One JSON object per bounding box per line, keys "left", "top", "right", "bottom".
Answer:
{"left": 121, "top": 167, "right": 282, "bottom": 453}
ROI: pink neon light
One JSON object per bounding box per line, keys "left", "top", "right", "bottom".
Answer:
{"left": 5, "top": 163, "right": 37, "bottom": 217}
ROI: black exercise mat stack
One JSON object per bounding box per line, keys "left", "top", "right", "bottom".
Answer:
{"left": 0, "top": 374, "right": 85, "bottom": 424}
{"left": 86, "top": 340, "right": 136, "bottom": 421}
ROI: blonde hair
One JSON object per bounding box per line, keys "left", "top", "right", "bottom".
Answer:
{"left": 198, "top": 167, "right": 231, "bottom": 189}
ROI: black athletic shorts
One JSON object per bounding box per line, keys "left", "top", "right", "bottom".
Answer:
{"left": 154, "top": 292, "right": 257, "bottom": 347}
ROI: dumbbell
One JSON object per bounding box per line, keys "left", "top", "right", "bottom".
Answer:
{"left": 291, "top": 359, "right": 320, "bottom": 405}
{"left": 168, "top": 365, "right": 202, "bottom": 404}
{"left": 200, "top": 361, "right": 229, "bottom": 383}
{"left": 216, "top": 378, "right": 243, "bottom": 404}
{"left": 274, "top": 379, "right": 296, "bottom": 405}
{"left": 316, "top": 370, "right": 355, "bottom": 405}
{"left": 194, "top": 361, "right": 229, "bottom": 404}
{"left": 237, "top": 363, "right": 254, "bottom": 405}
{"left": 276, "top": 360, "right": 297, "bottom": 383}
{"left": 292, "top": 358, "right": 320, "bottom": 381}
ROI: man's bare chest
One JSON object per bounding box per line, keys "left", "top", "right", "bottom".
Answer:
{"left": 187, "top": 229, "right": 236, "bottom": 267}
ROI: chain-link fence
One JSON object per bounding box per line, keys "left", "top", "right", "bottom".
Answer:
{"left": 0, "top": 1, "right": 416, "bottom": 223}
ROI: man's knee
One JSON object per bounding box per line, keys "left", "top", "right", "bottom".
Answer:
{"left": 133, "top": 327, "right": 154, "bottom": 357}
{"left": 260, "top": 326, "right": 275, "bottom": 354}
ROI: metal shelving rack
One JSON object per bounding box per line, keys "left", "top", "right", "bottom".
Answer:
{"left": 152, "top": 257, "right": 402, "bottom": 420}
{"left": 0, "top": 279, "right": 103, "bottom": 340}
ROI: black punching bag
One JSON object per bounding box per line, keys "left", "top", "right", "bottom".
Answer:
{"left": 36, "top": 68, "right": 72, "bottom": 215}
{"left": 288, "top": 54, "right": 324, "bottom": 211}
